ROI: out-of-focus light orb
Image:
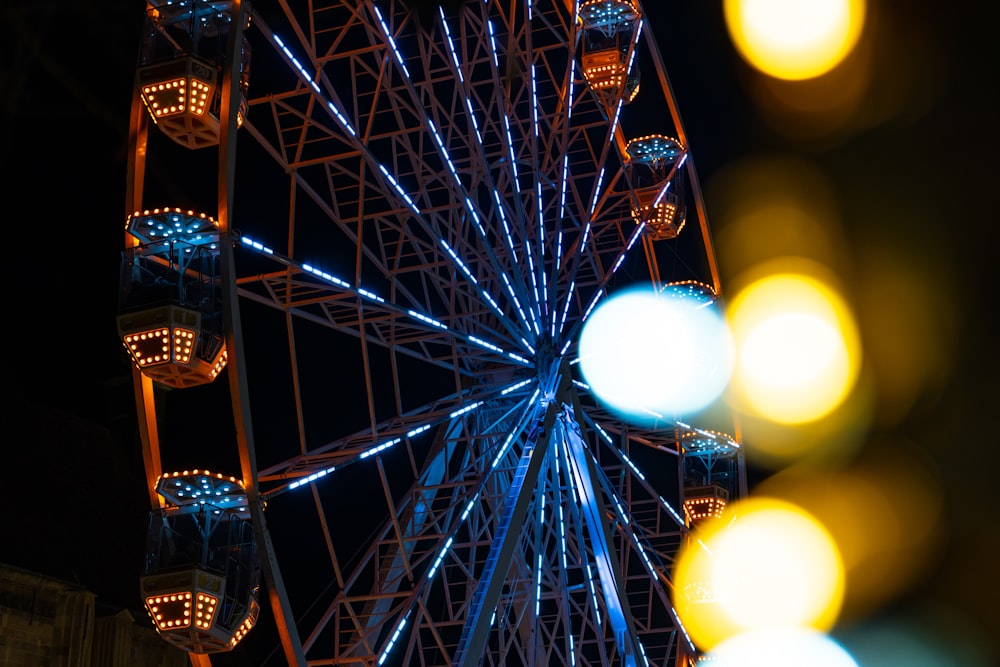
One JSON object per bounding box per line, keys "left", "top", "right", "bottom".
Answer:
{"left": 724, "top": 0, "right": 866, "bottom": 80}
{"left": 754, "top": 443, "right": 946, "bottom": 620}
{"left": 727, "top": 261, "right": 861, "bottom": 424}
{"left": 578, "top": 286, "right": 734, "bottom": 422}
{"left": 707, "top": 628, "right": 859, "bottom": 667}
{"left": 673, "top": 497, "right": 845, "bottom": 651}
{"left": 842, "top": 606, "right": 995, "bottom": 667}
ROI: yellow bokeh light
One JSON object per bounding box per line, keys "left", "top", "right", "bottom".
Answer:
{"left": 727, "top": 260, "right": 861, "bottom": 424}
{"left": 724, "top": 0, "right": 866, "bottom": 80}
{"left": 753, "top": 443, "right": 946, "bottom": 621}
{"left": 673, "top": 497, "right": 845, "bottom": 651}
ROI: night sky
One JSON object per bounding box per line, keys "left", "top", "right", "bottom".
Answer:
{"left": 3, "top": 0, "right": 998, "bottom": 664}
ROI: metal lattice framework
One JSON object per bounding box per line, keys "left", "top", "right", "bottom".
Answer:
{"left": 124, "top": 1, "right": 745, "bottom": 665}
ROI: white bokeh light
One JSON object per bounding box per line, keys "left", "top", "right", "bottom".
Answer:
{"left": 578, "top": 286, "right": 734, "bottom": 422}
{"left": 708, "top": 628, "right": 860, "bottom": 667}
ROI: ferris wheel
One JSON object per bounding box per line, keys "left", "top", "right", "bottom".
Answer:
{"left": 117, "top": 0, "right": 746, "bottom": 665}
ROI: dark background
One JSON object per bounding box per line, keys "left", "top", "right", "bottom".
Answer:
{"left": 2, "top": 0, "right": 997, "bottom": 664}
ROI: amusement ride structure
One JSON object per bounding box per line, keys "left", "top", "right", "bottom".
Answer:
{"left": 116, "top": 1, "right": 745, "bottom": 664}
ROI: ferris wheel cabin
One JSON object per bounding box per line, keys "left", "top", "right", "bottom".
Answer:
{"left": 579, "top": 0, "right": 642, "bottom": 103}
{"left": 626, "top": 134, "right": 688, "bottom": 240}
{"left": 136, "top": 0, "right": 251, "bottom": 149}
{"left": 117, "top": 208, "right": 227, "bottom": 389}
{"left": 140, "top": 471, "right": 260, "bottom": 654}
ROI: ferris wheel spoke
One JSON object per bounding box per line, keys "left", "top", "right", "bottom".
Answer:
{"left": 552, "top": 395, "right": 697, "bottom": 665}
{"left": 365, "top": 2, "right": 548, "bottom": 344}
{"left": 234, "top": 237, "right": 532, "bottom": 378}
{"left": 247, "top": 12, "right": 532, "bottom": 348}
{"left": 292, "top": 388, "right": 543, "bottom": 663}
{"left": 255, "top": 376, "right": 537, "bottom": 499}
{"left": 585, "top": 437, "right": 696, "bottom": 661}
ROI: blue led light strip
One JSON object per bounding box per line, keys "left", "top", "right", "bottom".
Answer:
{"left": 559, "top": 435, "right": 604, "bottom": 629}
{"left": 589, "top": 452, "right": 694, "bottom": 655}
{"left": 379, "top": 387, "right": 543, "bottom": 653}
{"left": 376, "top": 4, "right": 538, "bottom": 346}
{"left": 268, "top": 32, "right": 357, "bottom": 137}
{"left": 371, "top": 4, "right": 410, "bottom": 79}
{"left": 276, "top": 378, "right": 539, "bottom": 500}
{"left": 237, "top": 235, "right": 531, "bottom": 363}
{"left": 376, "top": 611, "right": 410, "bottom": 665}
{"left": 568, "top": 413, "right": 695, "bottom": 656}
{"left": 436, "top": 239, "right": 531, "bottom": 355}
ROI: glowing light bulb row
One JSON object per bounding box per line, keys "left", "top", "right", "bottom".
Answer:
{"left": 229, "top": 611, "right": 257, "bottom": 646}
{"left": 193, "top": 593, "right": 218, "bottom": 629}
{"left": 147, "top": 592, "right": 193, "bottom": 629}
{"left": 124, "top": 327, "right": 195, "bottom": 367}
{"left": 157, "top": 470, "right": 247, "bottom": 509}
{"left": 141, "top": 77, "right": 211, "bottom": 118}
{"left": 579, "top": 0, "right": 640, "bottom": 29}
{"left": 683, "top": 496, "right": 727, "bottom": 521}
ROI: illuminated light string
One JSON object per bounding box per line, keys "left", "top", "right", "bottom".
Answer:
{"left": 508, "top": 351, "right": 530, "bottom": 364}
{"left": 377, "top": 164, "right": 420, "bottom": 215}
{"left": 587, "top": 422, "right": 614, "bottom": 445}
{"left": 597, "top": 462, "right": 673, "bottom": 597}
{"left": 557, "top": 278, "right": 576, "bottom": 337}
{"left": 287, "top": 467, "right": 335, "bottom": 491}
{"left": 486, "top": 18, "right": 500, "bottom": 70}
{"left": 438, "top": 8, "right": 464, "bottom": 84}
{"left": 435, "top": 9, "right": 486, "bottom": 156}
{"left": 531, "top": 62, "right": 540, "bottom": 138}
{"left": 556, "top": 228, "right": 563, "bottom": 275}
{"left": 427, "top": 118, "right": 488, "bottom": 239}
{"left": 629, "top": 19, "right": 644, "bottom": 72}
{"left": 492, "top": 190, "right": 519, "bottom": 258}
{"left": 537, "top": 181, "right": 545, "bottom": 256}
{"left": 584, "top": 561, "right": 602, "bottom": 626}
{"left": 535, "top": 488, "right": 544, "bottom": 617}
{"left": 559, "top": 154, "right": 570, "bottom": 219}
{"left": 559, "top": 435, "right": 606, "bottom": 631}
{"left": 675, "top": 420, "right": 742, "bottom": 449}
{"left": 660, "top": 495, "right": 685, "bottom": 526}
{"left": 407, "top": 309, "right": 447, "bottom": 330}
{"left": 619, "top": 450, "right": 646, "bottom": 481}
{"left": 579, "top": 286, "right": 604, "bottom": 327}
{"left": 271, "top": 34, "right": 356, "bottom": 137}
{"left": 282, "top": 3, "right": 523, "bottom": 339}
{"left": 557, "top": 482, "right": 568, "bottom": 570}
{"left": 436, "top": 239, "right": 525, "bottom": 347}
{"left": 524, "top": 239, "right": 543, "bottom": 335}
{"left": 610, "top": 97, "right": 624, "bottom": 138}
{"left": 426, "top": 536, "right": 454, "bottom": 579}
{"left": 479, "top": 217, "right": 533, "bottom": 341}
{"left": 579, "top": 219, "right": 592, "bottom": 248}
{"left": 377, "top": 611, "right": 410, "bottom": 666}
{"left": 502, "top": 114, "right": 521, "bottom": 190}
{"left": 588, "top": 167, "right": 606, "bottom": 218}
{"left": 425, "top": 389, "right": 543, "bottom": 593}
{"left": 371, "top": 4, "right": 411, "bottom": 79}
{"left": 491, "top": 388, "right": 541, "bottom": 469}
{"left": 651, "top": 155, "right": 687, "bottom": 209}
{"left": 583, "top": 414, "right": 689, "bottom": 527}
{"left": 535, "top": 551, "right": 543, "bottom": 617}
{"left": 240, "top": 236, "right": 531, "bottom": 363}
{"left": 287, "top": 381, "right": 536, "bottom": 495}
